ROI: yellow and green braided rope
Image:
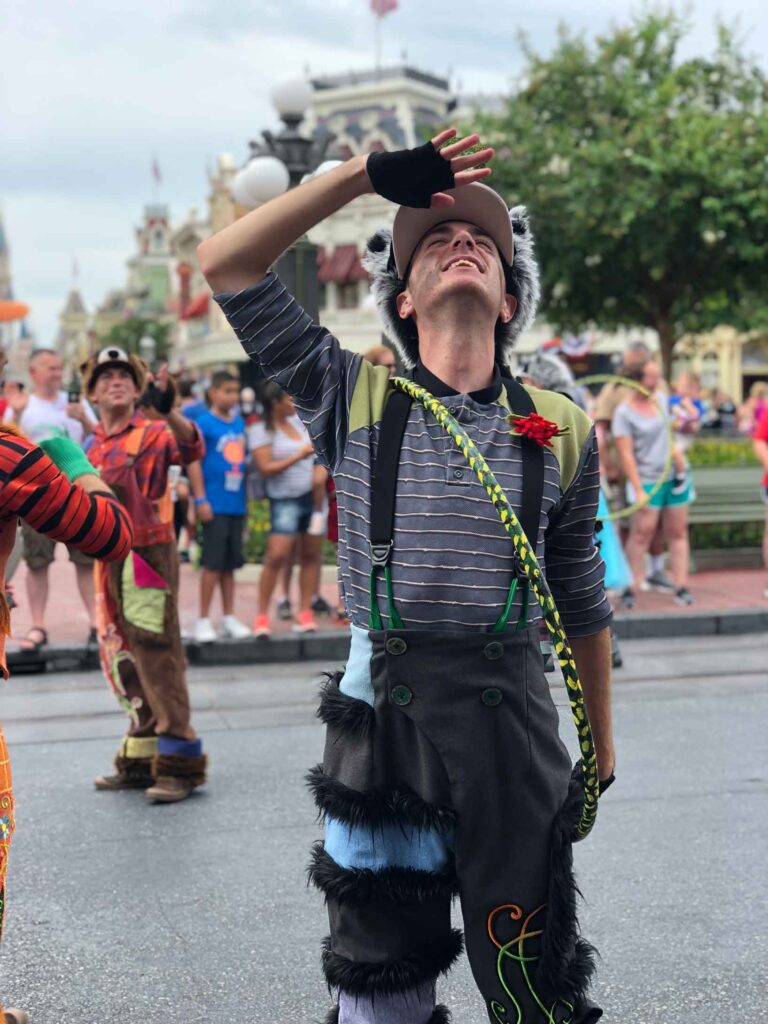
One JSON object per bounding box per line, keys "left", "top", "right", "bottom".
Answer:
{"left": 391, "top": 377, "right": 599, "bottom": 840}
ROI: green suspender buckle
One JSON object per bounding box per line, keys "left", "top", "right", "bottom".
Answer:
{"left": 490, "top": 575, "right": 531, "bottom": 634}
{"left": 369, "top": 541, "right": 403, "bottom": 631}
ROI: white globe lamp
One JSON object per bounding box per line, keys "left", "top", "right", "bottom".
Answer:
{"left": 272, "top": 78, "right": 314, "bottom": 119}
{"left": 231, "top": 155, "right": 290, "bottom": 209}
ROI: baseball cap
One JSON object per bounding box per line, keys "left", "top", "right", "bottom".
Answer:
{"left": 391, "top": 183, "right": 514, "bottom": 279}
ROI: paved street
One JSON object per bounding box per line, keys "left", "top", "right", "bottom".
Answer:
{"left": 0, "top": 635, "right": 766, "bottom": 1024}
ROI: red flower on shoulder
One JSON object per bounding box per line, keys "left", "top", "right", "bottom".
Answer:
{"left": 508, "top": 412, "right": 570, "bottom": 448}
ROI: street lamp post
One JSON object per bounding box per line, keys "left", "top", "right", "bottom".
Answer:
{"left": 139, "top": 334, "right": 157, "bottom": 368}
{"left": 230, "top": 79, "right": 340, "bottom": 323}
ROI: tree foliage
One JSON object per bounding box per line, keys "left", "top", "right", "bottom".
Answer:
{"left": 99, "top": 317, "right": 171, "bottom": 362}
{"left": 480, "top": 11, "right": 768, "bottom": 376}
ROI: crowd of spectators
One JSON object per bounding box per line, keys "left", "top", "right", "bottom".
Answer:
{"left": 2, "top": 338, "right": 766, "bottom": 646}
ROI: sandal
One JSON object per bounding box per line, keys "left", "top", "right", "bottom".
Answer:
{"left": 17, "top": 626, "right": 48, "bottom": 652}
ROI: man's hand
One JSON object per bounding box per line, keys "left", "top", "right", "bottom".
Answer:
{"left": 366, "top": 128, "right": 494, "bottom": 209}
{"left": 66, "top": 401, "right": 88, "bottom": 425}
{"left": 145, "top": 364, "right": 175, "bottom": 416}
{"left": 196, "top": 500, "right": 214, "bottom": 524}
{"left": 6, "top": 383, "right": 28, "bottom": 418}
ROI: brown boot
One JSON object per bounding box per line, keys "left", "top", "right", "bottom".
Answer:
{"left": 145, "top": 752, "right": 207, "bottom": 804}
{"left": 94, "top": 737, "right": 157, "bottom": 791}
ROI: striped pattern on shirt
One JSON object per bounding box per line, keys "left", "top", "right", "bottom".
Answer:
{"left": 216, "top": 274, "right": 611, "bottom": 638}
{"left": 0, "top": 430, "right": 133, "bottom": 562}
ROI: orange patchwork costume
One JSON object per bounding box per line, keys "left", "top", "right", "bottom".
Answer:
{"left": 83, "top": 351, "right": 207, "bottom": 801}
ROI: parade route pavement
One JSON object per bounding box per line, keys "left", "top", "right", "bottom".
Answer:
{"left": 0, "top": 635, "right": 766, "bottom": 1023}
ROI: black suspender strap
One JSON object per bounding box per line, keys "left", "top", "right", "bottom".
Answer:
{"left": 501, "top": 376, "right": 545, "bottom": 549}
{"left": 369, "top": 378, "right": 545, "bottom": 631}
{"left": 370, "top": 389, "right": 413, "bottom": 565}
{"left": 369, "top": 389, "right": 412, "bottom": 629}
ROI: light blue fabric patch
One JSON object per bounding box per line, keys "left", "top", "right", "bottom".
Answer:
{"left": 338, "top": 624, "right": 374, "bottom": 705}
{"left": 325, "top": 816, "right": 454, "bottom": 872}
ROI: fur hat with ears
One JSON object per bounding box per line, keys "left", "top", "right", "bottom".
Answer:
{"left": 81, "top": 346, "right": 147, "bottom": 395}
{"left": 361, "top": 206, "right": 541, "bottom": 372}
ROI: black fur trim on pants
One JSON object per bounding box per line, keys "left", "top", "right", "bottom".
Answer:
{"left": 535, "top": 767, "right": 598, "bottom": 1008}
{"left": 309, "top": 842, "right": 459, "bottom": 906}
{"left": 321, "top": 930, "right": 464, "bottom": 998}
{"left": 317, "top": 673, "right": 375, "bottom": 739}
{"left": 307, "top": 765, "right": 456, "bottom": 833}
{"left": 427, "top": 1008, "right": 451, "bottom": 1024}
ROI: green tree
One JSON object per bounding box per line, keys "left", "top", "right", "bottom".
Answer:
{"left": 99, "top": 317, "right": 171, "bottom": 362}
{"left": 481, "top": 12, "right": 768, "bottom": 379}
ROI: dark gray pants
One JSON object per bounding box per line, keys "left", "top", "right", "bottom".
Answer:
{"left": 309, "top": 627, "right": 602, "bottom": 1023}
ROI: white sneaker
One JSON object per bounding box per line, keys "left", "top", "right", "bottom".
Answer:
{"left": 194, "top": 618, "right": 217, "bottom": 644}
{"left": 220, "top": 615, "right": 251, "bottom": 640}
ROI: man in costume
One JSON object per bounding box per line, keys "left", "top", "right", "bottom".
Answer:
{"left": 199, "top": 129, "right": 615, "bottom": 1023}
{"left": 0, "top": 397, "right": 133, "bottom": 1023}
{"left": 84, "top": 347, "right": 208, "bottom": 803}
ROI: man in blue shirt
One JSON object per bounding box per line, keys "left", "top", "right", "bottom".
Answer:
{"left": 194, "top": 371, "right": 251, "bottom": 641}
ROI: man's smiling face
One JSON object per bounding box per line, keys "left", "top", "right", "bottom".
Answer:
{"left": 395, "top": 220, "right": 515, "bottom": 332}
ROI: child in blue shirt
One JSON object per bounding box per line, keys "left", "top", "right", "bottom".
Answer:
{"left": 194, "top": 371, "right": 251, "bottom": 642}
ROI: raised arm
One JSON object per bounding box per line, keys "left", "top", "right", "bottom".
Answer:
{"left": 196, "top": 129, "right": 494, "bottom": 294}
{"left": 0, "top": 431, "right": 133, "bottom": 562}
{"left": 198, "top": 132, "right": 493, "bottom": 470}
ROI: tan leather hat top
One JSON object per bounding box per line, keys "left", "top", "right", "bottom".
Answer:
{"left": 391, "top": 183, "right": 514, "bottom": 278}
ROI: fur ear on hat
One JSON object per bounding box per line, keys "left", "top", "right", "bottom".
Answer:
{"left": 362, "top": 205, "right": 541, "bottom": 372}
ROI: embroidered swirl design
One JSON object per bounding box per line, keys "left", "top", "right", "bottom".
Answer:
{"left": 488, "top": 903, "right": 575, "bottom": 1024}
{"left": 391, "top": 378, "right": 599, "bottom": 840}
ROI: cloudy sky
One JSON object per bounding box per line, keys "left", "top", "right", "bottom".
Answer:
{"left": 2, "top": 0, "right": 766, "bottom": 346}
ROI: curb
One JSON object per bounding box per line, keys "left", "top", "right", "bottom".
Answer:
{"left": 612, "top": 607, "right": 768, "bottom": 640}
{"left": 6, "top": 608, "right": 766, "bottom": 675}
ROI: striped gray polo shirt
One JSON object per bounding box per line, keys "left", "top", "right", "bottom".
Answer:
{"left": 215, "top": 273, "right": 611, "bottom": 638}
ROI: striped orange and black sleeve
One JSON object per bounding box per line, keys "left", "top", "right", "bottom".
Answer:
{"left": 0, "top": 431, "right": 133, "bottom": 562}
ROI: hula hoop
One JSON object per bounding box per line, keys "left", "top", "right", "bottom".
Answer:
{"left": 575, "top": 373, "right": 676, "bottom": 521}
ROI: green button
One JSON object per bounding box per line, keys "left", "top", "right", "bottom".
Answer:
{"left": 483, "top": 642, "right": 504, "bottom": 661}
{"left": 391, "top": 685, "right": 413, "bottom": 706}
{"left": 385, "top": 637, "right": 408, "bottom": 656}
{"left": 481, "top": 687, "right": 503, "bottom": 707}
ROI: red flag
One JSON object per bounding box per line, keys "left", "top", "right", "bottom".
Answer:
{"left": 152, "top": 158, "right": 162, "bottom": 185}
{"left": 371, "top": 0, "right": 398, "bottom": 16}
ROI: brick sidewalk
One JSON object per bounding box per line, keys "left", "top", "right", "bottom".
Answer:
{"left": 6, "top": 550, "right": 344, "bottom": 648}
{"left": 5, "top": 544, "right": 767, "bottom": 649}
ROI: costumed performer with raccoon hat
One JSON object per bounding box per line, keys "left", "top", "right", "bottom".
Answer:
{"left": 198, "top": 127, "right": 616, "bottom": 1023}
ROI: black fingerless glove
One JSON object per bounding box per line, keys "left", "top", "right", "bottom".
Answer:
{"left": 599, "top": 772, "right": 616, "bottom": 796}
{"left": 367, "top": 141, "right": 455, "bottom": 208}
{"left": 145, "top": 382, "right": 174, "bottom": 415}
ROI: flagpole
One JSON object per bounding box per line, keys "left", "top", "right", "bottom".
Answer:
{"left": 375, "top": 14, "right": 381, "bottom": 73}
